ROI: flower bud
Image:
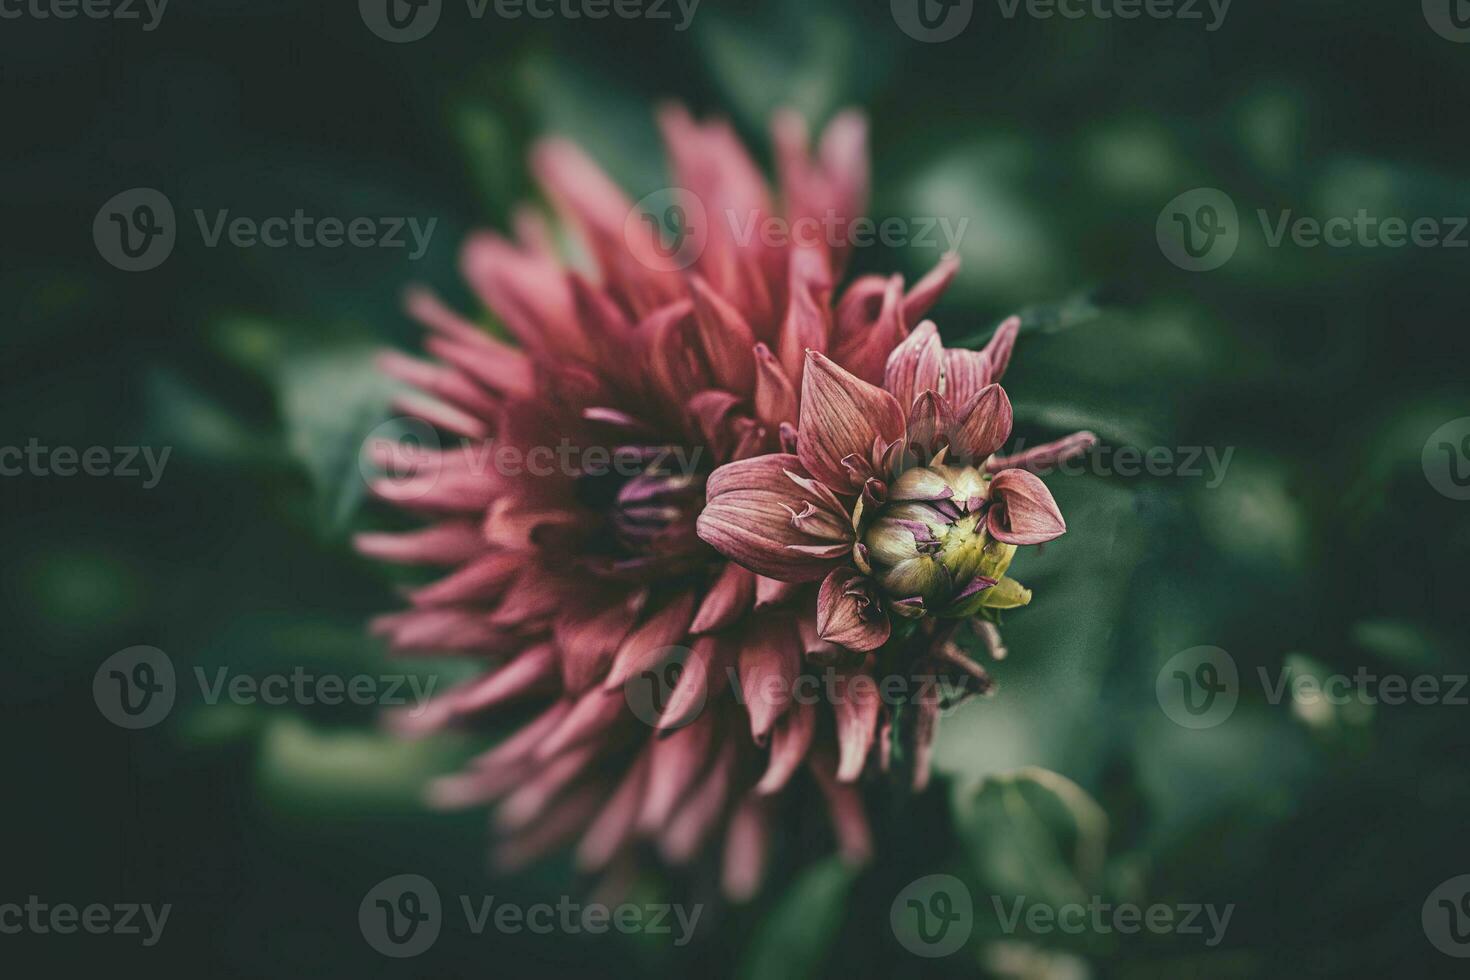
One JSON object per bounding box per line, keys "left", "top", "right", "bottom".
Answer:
{"left": 860, "top": 463, "right": 1029, "bottom": 617}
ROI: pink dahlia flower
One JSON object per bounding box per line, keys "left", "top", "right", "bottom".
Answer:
{"left": 356, "top": 104, "right": 1094, "bottom": 900}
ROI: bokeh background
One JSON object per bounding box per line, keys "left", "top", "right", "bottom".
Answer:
{"left": 5, "top": 0, "right": 1470, "bottom": 976}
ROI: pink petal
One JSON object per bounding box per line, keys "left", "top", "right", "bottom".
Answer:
{"left": 721, "top": 795, "right": 771, "bottom": 902}
{"left": 884, "top": 320, "right": 944, "bottom": 416}
{"left": 690, "top": 275, "right": 757, "bottom": 394}
{"left": 798, "top": 351, "right": 905, "bottom": 491}
{"left": 816, "top": 568, "right": 892, "bottom": 652}
{"left": 903, "top": 254, "right": 960, "bottom": 328}
{"left": 832, "top": 667, "right": 882, "bottom": 782}
{"left": 832, "top": 275, "right": 906, "bottom": 385}
{"left": 980, "top": 315, "right": 1021, "bottom": 384}
{"left": 690, "top": 562, "right": 756, "bottom": 634}
{"left": 602, "top": 591, "right": 698, "bottom": 690}
{"left": 738, "top": 616, "right": 802, "bottom": 743}
{"left": 986, "top": 430, "right": 1098, "bottom": 474}
{"left": 576, "top": 750, "right": 650, "bottom": 872}
{"left": 696, "top": 454, "right": 853, "bottom": 582}
{"left": 987, "top": 468, "right": 1067, "bottom": 545}
{"left": 753, "top": 342, "right": 798, "bottom": 429}
{"left": 756, "top": 699, "right": 815, "bottom": 794}
{"left": 951, "top": 383, "right": 1013, "bottom": 463}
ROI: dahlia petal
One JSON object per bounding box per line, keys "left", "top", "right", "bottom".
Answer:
{"left": 721, "top": 795, "right": 771, "bottom": 902}
{"left": 883, "top": 320, "right": 944, "bottom": 415}
{"left": 952, "top": 383, "right": 1014, "bottom": 463}
{"left": 776, "top": 251, "right": 832, "bottom": 384}
{"left": 903, "top": 685, "right": 942, "bottom": 793}
{"left": 987, "top": 430, "right": 1098, "bottom": 474}
{"left": 377, "top": 350, "right": 501, "bottom": 419}
{"left": 460, "top": 232, "right": 589, "bottom": 360}
{"left": 468, "top": 699, "right": 570, "bottom": 773}
{"left": 601, "top": 590, "right": 697, "bottom": 691}
{"left": 941, "top": 348, "right": 991, "bottom": 409}
{"left": 536, "top": 687, "right": 628, "bottom": 761}
{"left": 690, "top": 563, "right": 755, "bottom": 634}
{"left": 423, "top": 334, "right": 534, "bottom": 400}
{"left": 370, "top": 608, "right": 516, "bottom": 655}
{"left": 697, "top": 454, "right": 853, "bottom": 582}
{"left": 450, "top": 643, "right": 559, "bottom": 714}
{"left": 987, "top": 469, "right": 1067, "bottom": 545}
{"left": 816, "top": 568, "right": 892, "bottom": 652}
{"left": 353, "top": 521, "right": 484, "bottom": 565}
{"left": 905, "top": 389, "right": 956, "bottom": 460}
{"left": 738, "top": 617, "right": 802, "bottom": 743}
{"left": 903, "top": 254, "right": 960, "bottom": 328}
{"left": 390, "top": 394, "right": 488, "bottom": 441}
{"left": 832, "top": 668, "right": 882, "bottom": 782}
{"left": 488, "top": 564, "right": 568, "bottom": 626}
{"left": 409, "top": 552, "right": 521, "bottom": 607}
{"left": 795, "top": 610, "right": 853, "bottom": 667}
{"left": 809, "top": 745, "right": 874, "bottom": 866}
{"left": 832, "top": 275, "right": 906, "bottom": 385}
{"left": 576, "top": 751, "right": 650, "bottom": 872}
{"left": 555, "top": 590, "right": 646, "bottom": 693}
{"left": 753, "top": 342, "right": 798, "bottom": 429}
{"left": 403, "top": 285, "right": 494, "bottom": 349}
{"left": 497, "top": 740, "right": 602, "bottom": 832}
{"left": 531, "top": 137, "right": 683, "bottom": 317}
{"left": 661, "top": 735, "right": 737, "bottom": 864}
{"left": 639, "top": 711, "right": 716, "bottom": 832}
{"left": 755, "top": 575, "right": 802, "bottom": 608}
{"left": 493, "top": 783, "right": 604, "bottom": 872}
{"left": 656, "top": 635, "right": 731, "bottom": 731}
{"left": 980, "top": 314, "right": 1021, "bottom": 384}
{"left": 690, "top": 275, "right": 757, "bottom": 394}
{"left": 798, "top": 351, "right": 905, "bottom": 491}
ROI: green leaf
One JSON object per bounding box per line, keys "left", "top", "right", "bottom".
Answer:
{"left": 958, "top": 767, "right": 1108, "bottom": 910}
{"left": 275, "top": 344, "right": 405, "bottom": 534}
{"left": 737, "top": 857, "right": 858, "bottom": 980}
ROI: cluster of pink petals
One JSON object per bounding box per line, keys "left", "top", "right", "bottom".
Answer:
{"left": 356, "top": 103, "right": 1090, "bottom": 899}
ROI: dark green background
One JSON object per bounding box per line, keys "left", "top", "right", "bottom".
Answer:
{"left": 4, "top": 0, "right": 1469, "bottom": 976}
